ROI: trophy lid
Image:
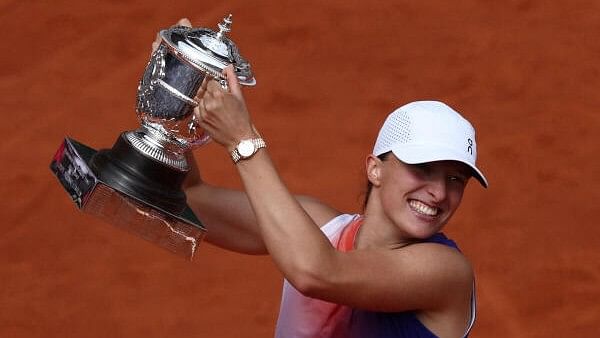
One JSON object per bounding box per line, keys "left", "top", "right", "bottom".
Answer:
{"left": 160, "top": 14, "right": 256, "bottom": 86}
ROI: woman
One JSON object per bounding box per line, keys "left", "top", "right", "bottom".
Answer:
{"left": 178, "top": 21, "right": 488, "bottom": 338}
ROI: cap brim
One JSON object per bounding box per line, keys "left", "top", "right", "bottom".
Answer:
{"left": 389, "top": 144, "right": 488, "bottom": 188}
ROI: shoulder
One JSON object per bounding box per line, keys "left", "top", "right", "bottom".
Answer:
{"left": 400, "top": 241, "right": 474, "bottom": 335}
{"left": 398, "top": 240, "right": 474, "bottom": 308}
{"left": 402, "top": 239, "right": 473, "bottom": 281}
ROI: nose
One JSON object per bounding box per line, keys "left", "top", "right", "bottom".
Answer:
{"left": 426, "top": 177, "right": 447, "bottom": 202}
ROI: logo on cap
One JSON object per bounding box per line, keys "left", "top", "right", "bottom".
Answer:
{"left": 467, "top": 138, "right": 473, "bottom": 155}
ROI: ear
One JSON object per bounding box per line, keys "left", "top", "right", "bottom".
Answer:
{"left": 366, "top": 154, "right": 384, "bottom": 187}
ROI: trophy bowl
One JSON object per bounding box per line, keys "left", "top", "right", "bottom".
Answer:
{"left": 50, "top": 14, "right": 255, "bottom": 259}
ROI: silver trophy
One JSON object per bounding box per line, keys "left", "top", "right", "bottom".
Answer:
{"left": 50, "top": 15, "right": 255, "bottom": 259}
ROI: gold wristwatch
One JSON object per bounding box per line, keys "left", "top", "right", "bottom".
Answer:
{"left": 230, "top": 138, "right": 266, "bottom": 163}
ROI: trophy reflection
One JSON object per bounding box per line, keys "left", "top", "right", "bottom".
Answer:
{"left": 50, "top": 15, "right": 255, "bottom": 259}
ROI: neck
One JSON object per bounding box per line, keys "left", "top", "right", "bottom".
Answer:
{"left": 358, "top": 195, "right": 419, "bottom": 250}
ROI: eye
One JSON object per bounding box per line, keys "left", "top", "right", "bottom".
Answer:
{"left": 447, "top": 174, "right": 467, "bottom": 185}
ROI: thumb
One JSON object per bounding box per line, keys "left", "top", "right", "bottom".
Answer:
{"left": 224, "top": 65, "right": 243, "bottom": 100}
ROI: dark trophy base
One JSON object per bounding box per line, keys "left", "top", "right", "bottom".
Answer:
{"left": 49, "top": 137, "right": 205, "bottom": 259}
{"left": 90, "top": 133, "right": 188, "bottom": 214}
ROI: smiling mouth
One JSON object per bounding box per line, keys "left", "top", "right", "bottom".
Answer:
{"left": 408, "top": 199, "right": 440, "bottom": 217}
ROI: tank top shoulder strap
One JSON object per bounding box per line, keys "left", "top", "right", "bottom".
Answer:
{"left": 336, "top": 215, "right": 363, "bottom": 252}
{"left": 426, "top": 232, "right": 459, "bottom": 250}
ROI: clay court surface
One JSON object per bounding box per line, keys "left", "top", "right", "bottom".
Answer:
{"left": 2, "top": 1, "right": 599, "bottom": 337}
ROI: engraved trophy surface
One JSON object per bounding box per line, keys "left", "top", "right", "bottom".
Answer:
{"left": 50, "top": 15, "right": 255, "bottom": 259}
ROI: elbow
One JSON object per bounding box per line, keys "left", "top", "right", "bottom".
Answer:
{"left": 288, "top": 271, "right": 325, "bottom": 298}
{"left": 285, "top": 260, "right": 334, "bottom": 298}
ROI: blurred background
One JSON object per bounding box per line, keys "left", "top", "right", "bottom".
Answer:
{"left": 1, "top": 0, "right": 598, "bottom": 337}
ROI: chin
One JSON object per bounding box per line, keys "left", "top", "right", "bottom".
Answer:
{"left": 411, "top": 228, "right": 440, "bottom": 240}
{"left": 408, "top": 217, "right": 444, "bottom": 236}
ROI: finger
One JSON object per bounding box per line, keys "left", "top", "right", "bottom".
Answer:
{"left": 202, "top": 83, "right": 216, "bottom": 104}
{"left": 201, "top": 96, "right": 212, "bottom": 113}
{"left": 176, "top": 18, "right": 192, "bottom": 27}
{"left": 223, "top": 65, "right": 243, "bottom": 100}
{"left": 195, "top": 75, "right": 212, "bottom": 100}
{"left": 203, "top": 93, "right": 220, "bottom": 113}
{"left": 195, "top": 98, "right": 210, "bottom": 122}
{"left": 151, "top": 32, "right": 162, "bottom": 54}
{"left": 152, "top": 18, "right": 192, "bottom": 57}
{"left": 193, "top": 105, "right": 202, "bottom": 122}
{"left": 206, "top": 78, "right": 225, "bottom": 96}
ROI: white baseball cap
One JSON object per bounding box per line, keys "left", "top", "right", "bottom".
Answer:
{"left": 373, "top": 101, "right": 488, "bottom": 188}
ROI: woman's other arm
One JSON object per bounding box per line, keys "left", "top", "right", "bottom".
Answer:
{"left": 184, "top": 152, "right": 340, "bottom": 254}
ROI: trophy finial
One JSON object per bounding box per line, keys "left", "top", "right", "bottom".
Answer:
{"left": 216, "top": 14, "right": 233, "bottom": 40}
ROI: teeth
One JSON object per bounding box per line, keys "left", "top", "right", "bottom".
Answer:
{"left": 409, "top": 200, "right": 438, "bottom": 216}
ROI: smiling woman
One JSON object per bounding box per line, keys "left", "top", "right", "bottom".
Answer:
{"left": 183, "top": 43, "right": 488, "bottom": 336}
{"left": 371, "top": 158, "right": 472, "bottom": 241}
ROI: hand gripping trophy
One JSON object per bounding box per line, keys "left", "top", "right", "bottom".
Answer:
{"left": 50, "top": 15, "right": 255, "bottom": 259}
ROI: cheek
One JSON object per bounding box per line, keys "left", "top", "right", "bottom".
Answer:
{"left": 379, "top": 185, "right": 399, "bottom": 211}
{"left": 446, "top": 187, "right": 465, "bottom": 211}
{"left": 378, "top": 176, "right": 412, "bottom": 211}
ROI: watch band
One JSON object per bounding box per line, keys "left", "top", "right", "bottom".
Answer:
{"left": 231, "top": 138, "right": 267, "bottom": 163}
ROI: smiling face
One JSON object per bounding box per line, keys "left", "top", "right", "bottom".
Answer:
{"left": 366, "top": 154, "right": 471, "bottom": 241}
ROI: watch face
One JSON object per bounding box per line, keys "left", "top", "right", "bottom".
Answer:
{"left": 237, "top": 140, "right": 255, "bottom": 157}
